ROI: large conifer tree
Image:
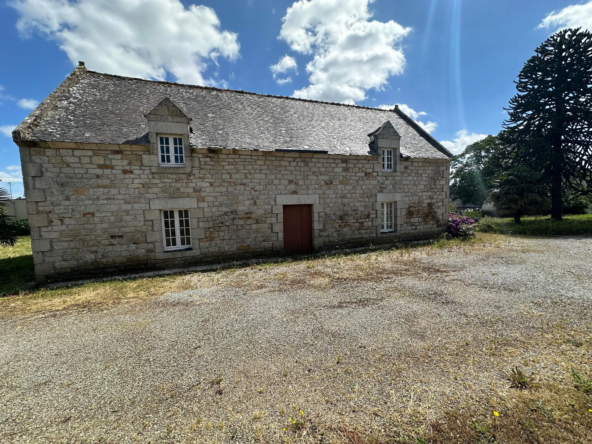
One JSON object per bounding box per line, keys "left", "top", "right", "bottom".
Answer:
{"left": 502, "top": 28, "right": 592, "bottom": 220}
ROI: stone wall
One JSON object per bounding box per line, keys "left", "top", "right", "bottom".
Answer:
{"left": 19, "top": 143, "right": 449, "bottom": 283}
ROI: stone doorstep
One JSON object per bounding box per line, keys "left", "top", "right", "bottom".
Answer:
{"left": 32, "top": 237, "right": 439, "bottom": 291}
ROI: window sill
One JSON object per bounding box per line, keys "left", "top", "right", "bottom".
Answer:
{"left": 164, "top": 247, "right": 193, "bottom": 253}
{"left": 380, "top": 230, "right": 396, "bottom": 234}
{"left": 158, "top": 164, "right": 186, "bottom": 168}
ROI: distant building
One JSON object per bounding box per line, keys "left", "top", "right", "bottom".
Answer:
{"left": 4, "top": 198, "right": 27, "bottom": 222}
{"left": 454, "top": 200, "right": 480, "bottom": 215}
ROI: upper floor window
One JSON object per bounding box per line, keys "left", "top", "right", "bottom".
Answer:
{"left": 162, "top": 209, "right": 192, "bottom": 251}
{"left": 381, "top": 149, "right": 394, "bottom": 172}
{"left": 159, "top": 135, "right": 184, "bottom": 166}
{"left": 381, "top": 202, "right": 396, "bottom": 233}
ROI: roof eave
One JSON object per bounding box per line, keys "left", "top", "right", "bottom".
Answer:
{"left": 393, "top": 105, "right": 454, "bottom": 159}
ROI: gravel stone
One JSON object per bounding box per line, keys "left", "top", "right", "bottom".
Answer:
{"left": 0, "top": 236, "right": 591, "bottom": 443}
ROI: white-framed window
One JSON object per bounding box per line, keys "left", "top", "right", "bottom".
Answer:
{"left": 381, "top": 202, "right": 396, "bottom": 233}
{"left": 162, "top": 210, "right": 192, "bottom": 251}
{"left": 159, "top": 135, "right": 185, "bottom": 166}
{"left": 381, "top": 148, "right": 394, "bottom": 172}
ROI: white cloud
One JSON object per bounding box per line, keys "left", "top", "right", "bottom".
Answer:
{"left": 378, "top": 103, "right": 438, "bottom": 134}
{"left": 0, "top": 165, "right": 23, "bottom": 184}
{"left": 270, "top": 55, "right": 298, "bottom": 84}
{"left": 278, "top": 0, "right": 411, "bottom": 104}
{"left": 440, "top": 130, "right": 488, "bottom": 155}
{"left": 0, "top": 85, "right": 15, "bottom": 103}
{"left": 539, "top": 1, "right": 592, "bottom": 31}
{"left": 10, "top": 0, "right": 240, "bottom": 86}
{"left": 0, "top": 125, "right": 17, "bottom": 138}
{"left": 416, "top": 121, "right": 438, "bottom": 134}
{"left": 17, "top": 98, "right": 39, "bottom": 110}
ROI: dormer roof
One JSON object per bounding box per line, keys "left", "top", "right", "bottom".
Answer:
{"left": 145, "top": 97, "right": 190, "bottom": 120}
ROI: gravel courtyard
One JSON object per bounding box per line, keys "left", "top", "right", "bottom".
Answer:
{"left": 1, "top": 236, "right": 591, "bottom": 443}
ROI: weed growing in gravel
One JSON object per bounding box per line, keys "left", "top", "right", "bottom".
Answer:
{"left": 211, "top": 377, "right": 223, "bottom": 385}
{"left": 290, "top": 419, "right": 305, "bottom": 432}
{"left": 529, "top": 401, "right": 554, "bottom": 420}
{"left": 509, "top": 366, "right": 531, "bottom": 389}
{"left": 519, "top": 419, "right": 536, "bottom": 434}
{"left": 564, "top": 338, "right": 584, "bottom": 347}
{"left": 571, "top": 369, "right": 592, "bottom": 395}
{"left": 285, "top": 409, "right": 307, "bottom": 433}
{"left": 470, "top": 421, "right": 497, "bottom": 443}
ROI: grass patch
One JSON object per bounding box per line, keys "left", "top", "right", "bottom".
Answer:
{"left": 477, "top": 214, "right": 592, "bottom": 236}
{"left": 0, "top": 274, "right": 196, "bottom": 318}
{"left": 0, "top": 236, "right": 34, "bottom": 297}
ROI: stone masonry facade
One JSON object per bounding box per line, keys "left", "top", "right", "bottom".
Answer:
{"left": 20, "top": 143, "right": 449, "bottom": 284}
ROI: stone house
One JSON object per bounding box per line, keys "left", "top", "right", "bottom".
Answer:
{"left": 13, "top": 63, "right": 452, "bottom": 284}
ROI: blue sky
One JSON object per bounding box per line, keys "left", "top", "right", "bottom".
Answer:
{"left": 1, "top": 0, "right": 591, "bottom": 197}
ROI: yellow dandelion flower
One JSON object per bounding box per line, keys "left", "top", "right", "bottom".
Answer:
{"left": 283, "top": 428, "right": 286, "bottom": 432}
{"left": 494, "top": 411, "right": 499, "bottom": 417}
{"left": 293, "top": 420, "right": 296, "bottom": 424}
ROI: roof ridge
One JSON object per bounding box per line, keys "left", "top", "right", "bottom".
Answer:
{"left": 13, "top": 65, "right": 88, "bottom": 142}
{"left": 393, "top": 105, "right": 453, "bottom": 158}
{"left": 86, "top": 69, "right": 397, "bottom": 113}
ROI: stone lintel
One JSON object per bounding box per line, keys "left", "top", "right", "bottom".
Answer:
{"left": 149, "top": 197, "right": 198, "bottom": 210}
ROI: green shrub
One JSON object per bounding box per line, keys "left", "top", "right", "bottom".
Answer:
{"left": 9, "top": 219, "right": 30, "bottom": 236}
{"left": 463, "top": 209, "right": 482, "bottom": 219}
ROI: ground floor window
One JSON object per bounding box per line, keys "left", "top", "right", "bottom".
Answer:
{"left": 381, "top": 202, "right": 396, "bottom": 233}
{"left": 162, "top": 210, "right": 192, "bottom": 251}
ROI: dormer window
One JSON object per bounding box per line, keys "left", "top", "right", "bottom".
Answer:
{"left": 159, "top": 135, "right": 184, "bottom": 166}
{"left": 381, "top": 148, "right": 394, "bottom": 172}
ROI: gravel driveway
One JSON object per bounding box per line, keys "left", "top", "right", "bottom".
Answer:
{"left": 1, "top": 236, "right": 591, "bottom": 443}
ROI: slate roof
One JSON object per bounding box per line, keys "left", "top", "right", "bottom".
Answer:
{"left": 14, "top": 66, "right": 452, "bottom": 159}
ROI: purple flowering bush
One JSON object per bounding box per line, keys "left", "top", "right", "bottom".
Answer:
{"left": 446, "top": 213, "right": 479, "bottom": 240}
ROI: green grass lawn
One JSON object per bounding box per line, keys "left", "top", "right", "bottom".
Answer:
{"left": 477, "top": 213, "right": 592, "bottom": 236}
{"left": 0, "top": 236, "right": 34, "bottom": 297}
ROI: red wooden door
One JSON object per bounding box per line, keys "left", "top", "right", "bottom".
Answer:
{"left": 283, "top": 205, "right": 313, "bottom": 255}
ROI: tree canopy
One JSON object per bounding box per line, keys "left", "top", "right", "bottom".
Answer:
{"left": 501, "top": 28, "right": 592, "bottom": 220}
{"left": 490, "top": 166, "right": 550, "bottom": 224}
{"left": 450, "top": 135, "right": 504, "bottom": 207}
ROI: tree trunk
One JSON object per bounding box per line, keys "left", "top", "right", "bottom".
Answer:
{"left": 551, "top": 134, "right": 563, "bottom": 221}
{"left": 514, "top": 211, "right": 522, "bottom": 225}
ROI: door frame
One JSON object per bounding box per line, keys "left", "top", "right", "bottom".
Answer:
{"left": 272, "top": 195, "right": 322, "bottom": 253}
